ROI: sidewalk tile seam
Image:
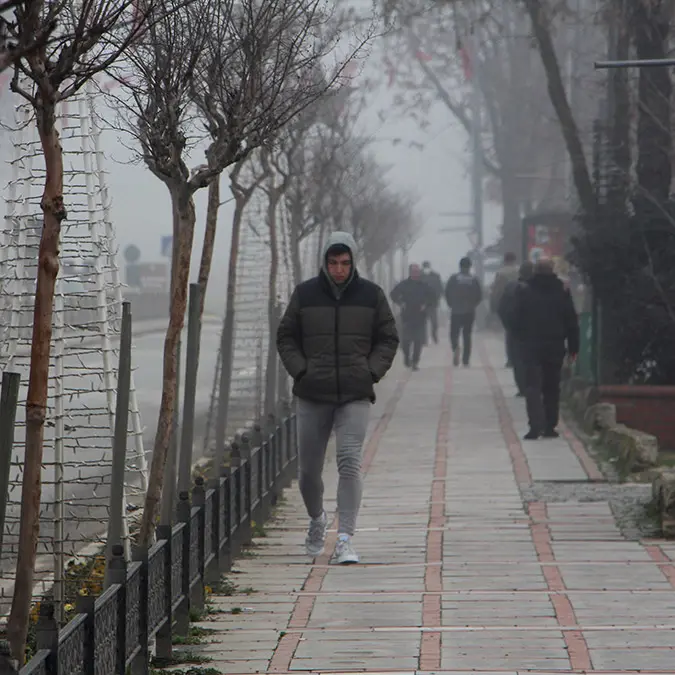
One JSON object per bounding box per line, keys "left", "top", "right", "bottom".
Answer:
{"left": 269, "top": 372, "right": 409, "bottom": 672}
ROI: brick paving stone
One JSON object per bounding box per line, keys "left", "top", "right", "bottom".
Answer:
{"left": 193, "top": 337, "right": 675, "bottom": 674}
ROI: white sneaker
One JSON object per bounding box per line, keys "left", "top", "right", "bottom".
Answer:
{"left": 333, "top": 534, "right": 359, "bottom": 564}
{"left": 305, "top": 511, "right": 327, "bottom": 557}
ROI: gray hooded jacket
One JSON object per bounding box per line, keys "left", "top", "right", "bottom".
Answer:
{"left": 276, "top": 231, "right": 399, "bottom": 404}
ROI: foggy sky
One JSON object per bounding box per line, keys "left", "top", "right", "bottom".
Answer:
{"left": 1, "top": 32, "right": 503, "bottom": 303}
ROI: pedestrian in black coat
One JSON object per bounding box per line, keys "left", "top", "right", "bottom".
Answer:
{"left": 391, "top": 264, "right": 435, "bottom": 370}
{"left": 511, "top": 258, "right": 579, "bottom": 440}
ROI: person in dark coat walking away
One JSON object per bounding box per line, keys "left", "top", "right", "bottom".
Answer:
{"left": 390, "top": 264, "right": 434, "bottom": 370}
{"left": 491, "top": 252, "right": 520, "bottom": 366}
{"left": 498, "top": 260, "right": 534, "bottom": 397}
{"left": 511, "top": 258, "right": 579, "bottom": 440}
{"left": 445, "top": 256, "right": 482, "bottom": 366}
{"left": 391, "top": 264, "right": 434, "bottom": 370}
{"left": 277, "top": 231, "right": 399, "bottom": 564}
{"left": 421, "top": 261, "right": 443, "bottom": 344}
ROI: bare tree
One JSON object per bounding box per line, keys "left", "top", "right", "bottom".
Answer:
{"left": 3, "top": 0, "right": 164, "bottom": 661}
{"left": 113, "top": 0, "right": 369, "bottom": 545}
{"left": 0, "top": 0, "right": 56, "bottom": 73}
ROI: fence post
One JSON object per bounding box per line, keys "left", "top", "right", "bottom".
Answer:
{"left": 160, "top": 339, "right": 181, "bottom": 527}
{"left": 191, "top": 478, "right": 206, "bottom": 612}
{"left": 154, "top": 525, "right": 173, "bottom": 660}
{"left": 240, "top": 435, "right": 253, "bottom": 543}
{"left": 175, "top": 492, "right": 191, "bottom": 635}
{"left": 107, "top": 545, "right": 127, "bottom": 674}
{"left": 35, "top": 602, "right": 58, "bottom": 675}
{"left": 105, "top": 303, "right": 132, "bottom": 587}
{"left": 179, "top": 283, "right": 202, "bottom": 494}
{"left": 267, "top": 414, "right": 279, "bottom": 507}
{"left": 229, "top": 442, "right": 248, "bottom": 548}
{"left": 76, "top": 595, "right": 95, "bottom": 675}
{"left": 206, "top": 474, "right": 221, "bottom": 584}
{"left": 0, "top": 371, "right": 20, "bottom": 562}
{"left": 220, "top": 457, "right": 234, "bottom": 574}
{"left": 130, "top": 546, "right": 149, "bottom": 675}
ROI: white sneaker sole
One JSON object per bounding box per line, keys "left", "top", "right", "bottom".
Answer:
{"left": 305, "top": 543, "right": 325, "bottom": 557}
{"left": 334, "top": 552, "right": 359, "bottom": 565}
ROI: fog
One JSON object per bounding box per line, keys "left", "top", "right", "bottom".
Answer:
{"left": 0, "top": 31, "right": 503, "bottom": 301}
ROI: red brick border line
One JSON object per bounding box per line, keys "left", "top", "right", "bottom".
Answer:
{"left": 644, "top": 544, "right": 675, "bottom": 588}
{"left": 560, "top": 420, "right": 605, "bottom": 481}
{"left": 529, "top": 501, "right": 593, "bottom": 671}
{"left": 479, "top": 339, "right": 604, "bottom": 485}
{"left": 420, "top": 362, "right": 452, "bottom": 671}
{"left": 477, "top": 340, "right": 532, "bottom": 486}
{"left": 268, "top": 372, "right": 410, "bottom": 673}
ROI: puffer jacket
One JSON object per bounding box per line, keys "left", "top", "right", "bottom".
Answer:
{"left": 276, "top": 233, "right": 399, "bottom": 405}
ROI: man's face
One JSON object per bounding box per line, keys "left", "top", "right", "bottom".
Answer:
{"left": 409, "top": 264, "right": 421, "bottom": 280}
{"left": 327, "top": 252, "right": 352, "bottom": 284}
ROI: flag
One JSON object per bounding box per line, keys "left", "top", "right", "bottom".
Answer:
{"left": 456, "top": 37, "right": 472, "bottom": 82}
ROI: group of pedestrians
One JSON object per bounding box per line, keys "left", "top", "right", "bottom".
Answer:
{"left": 390, "top": 256, "right": 482, "bottom": 369}
{"left": 276, "top": 232, "right": 579, "bottom": 566}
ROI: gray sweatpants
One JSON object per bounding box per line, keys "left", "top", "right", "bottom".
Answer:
{"left": 296, "top": 398, "right": 370, "bottom": 536}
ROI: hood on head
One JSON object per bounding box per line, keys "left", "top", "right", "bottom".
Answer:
{"left": 322, "top": 231, "right": 357, "bottom": 270}
{"left": 323, "top": 231, "right": 357, "bottom": 259}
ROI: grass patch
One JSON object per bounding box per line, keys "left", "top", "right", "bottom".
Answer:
{"left": 151, "top": 650, "right": 212, "bottom": 668}
{"left": 251, "top": 520, "right": 267, "bottom": 538}
{"left": 173, "top": 625, "right": 217, "bottom": 646}
{"left": 151, "top": 669, "right": 222, "bottom": 675}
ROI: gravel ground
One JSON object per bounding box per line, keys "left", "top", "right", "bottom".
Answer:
{"left": 519, "top": 408, "right": 661, "bottom": 541}
{"left": 521, "top": 481, "right": 658, "bottom": 540}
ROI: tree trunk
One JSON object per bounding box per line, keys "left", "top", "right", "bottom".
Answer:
{"left": 8, "top": 103, "right": 64, "bottom": 665}
{"left": 633, "top": 0, "right": 671, "bottom": 204}
{"left": 264, "top": 190, "right": 281, "bottom": 418}
{"left": 214, "top": 193, "right": 246, "bottom": 463}
{"left": 197, "top": 175, "right": 221, "bottom": 317}
{"left": 138, "top": 187, "right": 196, "bottom": 546}
{"left": 288, "top": 201, "right": 303, "bottom": 286}
{"left": 523, "top": 0, "right": 595, "bottom": 215}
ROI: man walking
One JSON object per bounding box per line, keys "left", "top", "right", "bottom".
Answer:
{"left": 491, "top": 252, "right": 520, "bottom": 366}
{"left": 391, "top": 264, "right": 435, "bottom": 370}
{"left": 511, "top": 258, "right": 579, "bottom": 440}
{"left": 497, "top": 261, "right": 533, "bottom": 396}
{"left": 421, "top": 261, "right": 443, "bottom": 344}
{"left": 277, "top": 231, "right": 399, "bottom": 564}
{"left": 445, "top": 256, "right": 482, "bottom": 366}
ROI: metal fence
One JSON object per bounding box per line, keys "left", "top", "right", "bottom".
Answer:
{"left": 20, "top": 412, "right": 298, "bottom": 675}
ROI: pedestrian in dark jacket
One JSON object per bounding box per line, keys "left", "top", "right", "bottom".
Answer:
{"left": 277, "top": 231, "right": 398, "bottom": 564}
{"left": 391, "top": 263, "right": 435, "bottom": 370}
{"left": 421, "top": 261, "right": 443, "bottom": 344}
{"left": 511, "top": 258, "right": 579, "bottom": 440}
{"left": 445, "top": 257, "right": 482, "bottom": 366}
{"left": 498, "top": 261, "right": 534, "bottom": 396}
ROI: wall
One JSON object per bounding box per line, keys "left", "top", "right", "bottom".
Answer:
{"left": 599, "top": 385, "right": 675, "bottom": 451}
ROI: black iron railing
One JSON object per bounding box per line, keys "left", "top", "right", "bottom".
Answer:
{"left": 20, "top": 414, "right": 297, "bottom": 675}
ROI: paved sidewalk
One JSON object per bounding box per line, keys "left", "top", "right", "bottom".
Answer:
{"left": 190, "top": 335, "right": 675, "bottom": 675}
